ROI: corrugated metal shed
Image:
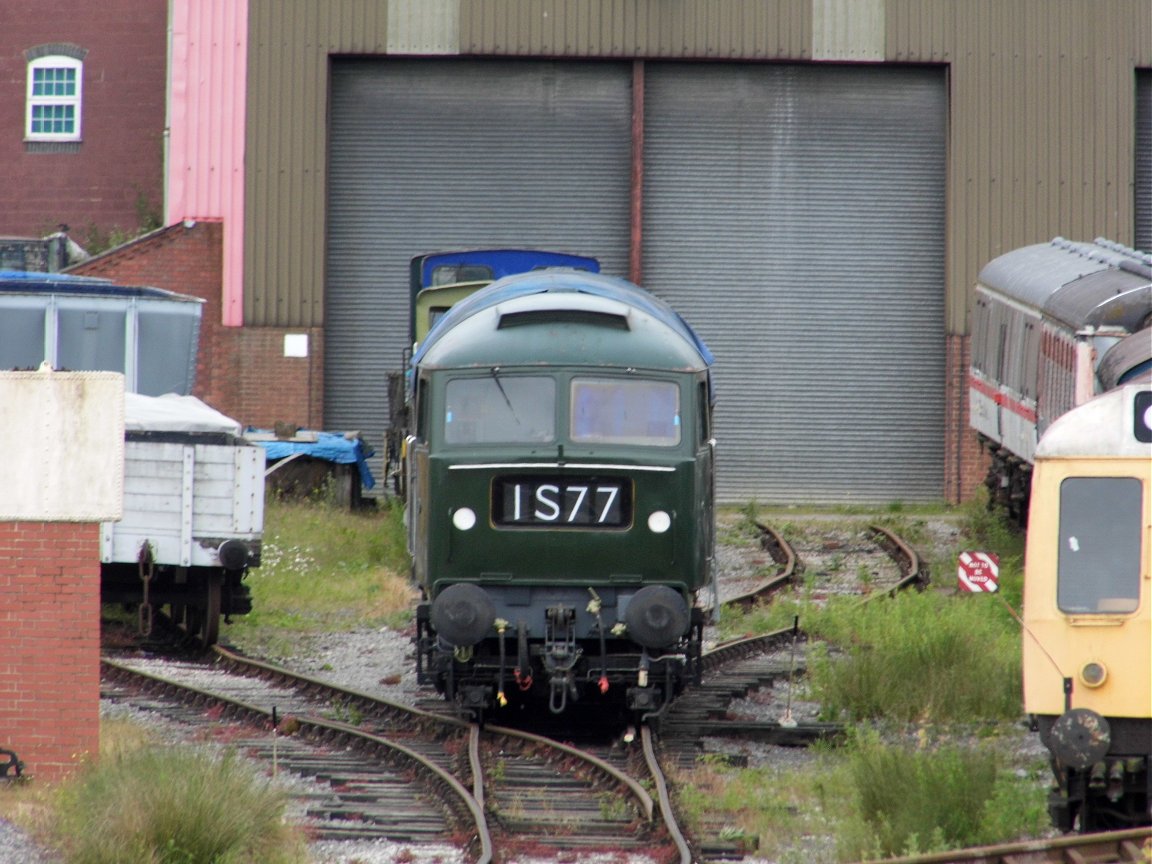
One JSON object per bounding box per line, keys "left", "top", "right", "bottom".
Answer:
{"left": 1138, "top": 70, "right": 1152, "bottom": 253}
{"left": 164, "top": 0, "right": 1152, "bottom": 502}
{"left": 235, "top": 0, "right": 1151, "bottom": 331}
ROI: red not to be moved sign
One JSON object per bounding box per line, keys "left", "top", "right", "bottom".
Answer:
{"left": 958, "top": 552, "right": 999, "bottom": 593}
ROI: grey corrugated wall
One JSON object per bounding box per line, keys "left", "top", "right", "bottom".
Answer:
{"left": 1137, "top": 71, "right": 1151, "bottom": 254}
{"left": 325, "top": 59, "right": 633, "bottom": 485}
{"left": 642, "top": 64, "right": 946, "bottom": 502}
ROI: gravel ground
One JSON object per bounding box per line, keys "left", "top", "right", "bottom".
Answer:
{"left": 2, "top": 510, "right": 1050, "bottom": 864}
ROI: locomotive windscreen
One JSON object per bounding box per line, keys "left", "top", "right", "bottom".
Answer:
{"left": 444, "top": 375, "right": 555, "bottom": 444}
{"left": 570, "top": 378, "right": 680, "bottom": 446}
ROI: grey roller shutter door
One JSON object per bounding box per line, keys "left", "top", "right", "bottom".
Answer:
{"left": 326, "top": 59, "right": 632, "bottom": 488}
{"left": 1137, "top": 71, "right": 1151, "bottom": 254}
{"left": 643, "top": 64, "right": 947, "bottom": 503}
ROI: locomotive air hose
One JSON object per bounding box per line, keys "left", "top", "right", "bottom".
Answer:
{"left": 496, "top": 619, "right": 508, "bottom": 707}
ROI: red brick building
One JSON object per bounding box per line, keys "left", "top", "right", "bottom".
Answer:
{"left": 0, "top": 1, "right": 167, "bottom": 247}
{"left": 71, "top": 221, "right": 324, "bottom": 432}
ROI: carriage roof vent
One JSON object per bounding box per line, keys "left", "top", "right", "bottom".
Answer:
{"left": 497, "top": 309, "right": 630, "bottom": 330}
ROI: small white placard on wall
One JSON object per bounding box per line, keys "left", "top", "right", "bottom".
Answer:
{"left": 284, "top": 334, "right": 309, "bottom": 358}
{"left": 0, "top": 371, "right": 125, "bottom": 521}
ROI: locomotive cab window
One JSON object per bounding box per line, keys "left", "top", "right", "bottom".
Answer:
{"left": 570, "top": 378, "right": 680, "bottom": 446}
{"left": 431, "top": 264, "right": 493, "bottom": 286}
{"left": 1057, "top": 476, "right": 1142, "bottom": 614}
{"left": 444, "top": 375, "right": 555, "bottom": 444}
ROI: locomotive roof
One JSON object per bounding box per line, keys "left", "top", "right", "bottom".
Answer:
{"left": 412, "top": 270, "right": 714, "bottom": 373}
{"left": 1097, "top": 330, "right": 1152, "bottom": 391}
{"left": 1035, "top": 383, "right": 1152, "bottom": 459}
{"left": 977, "top": 238, "right": 1151, "bottom": 330}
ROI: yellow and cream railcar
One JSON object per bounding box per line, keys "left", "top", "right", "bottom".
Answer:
{"left": 1022, "top": 382, "right": 1152, "bottom": 832}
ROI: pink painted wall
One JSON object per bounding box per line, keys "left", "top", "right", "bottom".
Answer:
{"left": 166, "top": 0, "right": 249, "bottom": 326}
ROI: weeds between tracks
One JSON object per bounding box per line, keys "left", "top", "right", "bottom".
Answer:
{"left": 685, "top": 496, "right": 1050, "bottom": 861}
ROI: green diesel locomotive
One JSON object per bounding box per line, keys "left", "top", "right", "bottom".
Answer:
{"left": 404, "top": 269, "right": 715, "bottom": 722}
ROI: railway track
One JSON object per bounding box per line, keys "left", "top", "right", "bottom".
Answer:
{"left": 651, "top": 519, "right": 933, "bottom": 859}
{"left": 858, "top": 828, "right": 1151, "bottom": 863}
{"left": 101, "top": 653, "right": 486, "bottom": 853}
{"left": 100, "top": 646, "right": 694, "bottom": 862}
{"left": 720, "top": 517, "right": 929, "bottom": 609}
{"left": 99, "top": 517, "right": 1128, "bottom": 864}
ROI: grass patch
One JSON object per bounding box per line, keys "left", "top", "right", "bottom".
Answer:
{"left": 806, "top": 589, "right": 1022, "bottom": 723}
{"left": 2, "top": 718, "right": 309, "bottom": 864}
{"left": 836, "top": 729, "right": 1050, "bottom": 860}
{"left": 52, "top": 745, "right": 307, "bottom": 864}
{"left": 224, "top": 495, "right": 417, "bottom": 655}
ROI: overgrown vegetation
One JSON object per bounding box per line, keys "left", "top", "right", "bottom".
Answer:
{"left": 223, "top": 491, "right": 415, "bottom": 657}
{"left": 77, "top": 187, "right": 164, "bottom": 255}
{"left": 835, "top": 728, "right": 1049, "bottom": 859}
{"left": 806, "top": 589, "right": 1022, "bottom": 723}
{"left": 68, "top": 491, "right": 1042, "bottom": 862}
{"left": 52, "top": 747, "right": 307, "bottom": 862}
{"left": 688, "top": 495, "right": 1046, "bottom": 860}
{"left": 1, "top": 719, "right": 307, "bottom": 864}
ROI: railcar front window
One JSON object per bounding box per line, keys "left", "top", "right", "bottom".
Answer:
{"left": 444, "top": 376, "right": 555, "bottom": 444}
{"left": 1057, "top": 477, "right": 1142, "bottom": 614}
{"left": 570, "top": 378, "right": 680, "bottom": 446}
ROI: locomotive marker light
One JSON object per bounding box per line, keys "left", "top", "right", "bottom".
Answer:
{"left": 958, "top": 551, "right": 999, "bottom": 593}
{"left": 647, "top": 510, "right": 672, "bottom": 533}
{"left": 452, "top": 507, "right": 477, "bottom": 530}
{"left": 1078, "top": 661, "right": 1107, "bottom": 688}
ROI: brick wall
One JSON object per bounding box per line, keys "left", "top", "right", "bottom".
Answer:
{"left": 0, "top": 522, "right": 101, "bottom": 783}
{"left": 0, "top": 0, "right": 167, "bottom": 242}
{"left": 68, "top": 221, "right": 324, "bottom": 430}
{"left": 946, "top": 332, "right": 990, "bottom": 504}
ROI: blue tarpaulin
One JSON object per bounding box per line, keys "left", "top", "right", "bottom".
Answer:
{"left": 250, "top": 431, "right": 376, "bottom": 490}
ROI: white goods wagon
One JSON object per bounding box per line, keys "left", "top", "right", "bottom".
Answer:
{"left": 101, "top": 393, "right": 265, "bottom": 646}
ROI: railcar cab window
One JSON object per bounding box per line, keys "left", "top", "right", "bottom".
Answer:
{"left": 1057, "top": 476, "right": 1142, "bottom": 614}
{"left": 570, "top": 378, "right": 680, "bottom": 446}
{"left": 444, "top": 375, "right": 555, "bottom": 444}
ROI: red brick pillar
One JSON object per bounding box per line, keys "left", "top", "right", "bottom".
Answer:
{"left": 0, "top": 522, "right": 102, "bottom": 782}
{"left": 0, "top": 370, "right": 124, "bottom": 784}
